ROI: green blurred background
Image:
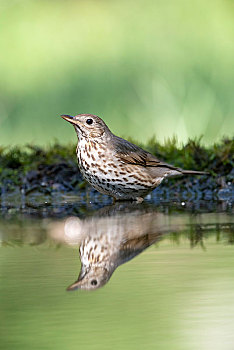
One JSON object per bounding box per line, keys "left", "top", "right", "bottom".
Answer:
{"left": 0, "top": 0, "right": 233, "bottom": 146}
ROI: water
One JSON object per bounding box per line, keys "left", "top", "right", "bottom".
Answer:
{"left": 0, "top": 198, "right": 233, "bottom": 350}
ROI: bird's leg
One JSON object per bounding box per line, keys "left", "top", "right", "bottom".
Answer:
{"left": 135, "top": 197, "right": 144, "bottom": 204}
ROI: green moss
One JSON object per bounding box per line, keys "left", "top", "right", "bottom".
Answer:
{"left": 132, "top": 136, "right": 233, "bottom": 175}
{"left": 0, "top": 143, "right": 77, "bottom": 173}
{"left": 0, "top": 137, "right": 233, "bottom": 190}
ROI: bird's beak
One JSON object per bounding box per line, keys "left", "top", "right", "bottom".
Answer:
{"left": 66, "top": 265, "right": 89, "bottom": 291}
{"left": 61, "top": 115, "right": 76, "bottom": 125}
{"left": 66, "top": 280, "right": 81, "bottom": 291}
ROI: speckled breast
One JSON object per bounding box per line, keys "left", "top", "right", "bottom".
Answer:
{"left": 76, "top": 137, "right": 114, "bottom": 195}
{"left": 76, "top": 137, "right": 156, "bottom": 199}
{"left": 80, "top": 228, "right": 121, "bottom": 267}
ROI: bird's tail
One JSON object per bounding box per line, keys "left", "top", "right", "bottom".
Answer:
{"left": 182, "top": 169, "right": 209, "bottom": 175}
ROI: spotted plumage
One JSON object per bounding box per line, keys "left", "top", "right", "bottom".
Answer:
{"left": 66, "top": 205, "right": 168, "bottom": 291}
{"left": 61, "top": 113, "right": 208, "bottom": 202}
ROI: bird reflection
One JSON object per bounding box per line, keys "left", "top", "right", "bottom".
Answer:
{"left": 55, "top": 203, "right": 186, "bottom": 291}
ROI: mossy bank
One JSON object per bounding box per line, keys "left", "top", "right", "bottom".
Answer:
{"left": 0, "top": 138, "right": 233, "bottom": 204}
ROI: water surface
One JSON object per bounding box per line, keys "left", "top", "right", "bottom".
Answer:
{"left": 0, "top": 199, "right": 233, "bottom": 350}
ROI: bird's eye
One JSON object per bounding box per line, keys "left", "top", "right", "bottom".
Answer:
{"left": 91, "top": 279, "right": 97, "bottom": 286}
{"left": 86, "top": 119, "right": 93, "bottom": 125}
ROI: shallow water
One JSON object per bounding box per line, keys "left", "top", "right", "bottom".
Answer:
{"left": 0, "top": 199, "right": 233, "bottom": 350}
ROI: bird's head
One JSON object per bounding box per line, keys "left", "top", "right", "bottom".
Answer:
{"left": 61, "top": 114, "right": 111, "bottom": 140}
{"left": 66, "top": 265, "right": 113, "bottom": 291}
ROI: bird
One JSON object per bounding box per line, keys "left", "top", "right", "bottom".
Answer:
{"left": 61, "top": 114, "right": 208, "bottom": 202}
{"left": 65, "top": 204, "right": 176, "bottom": 291}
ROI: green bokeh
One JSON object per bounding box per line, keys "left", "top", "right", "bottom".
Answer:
{"left": 0, "top": 0, "right": 234, "bottom": 145}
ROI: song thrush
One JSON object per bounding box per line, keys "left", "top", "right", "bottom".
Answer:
{"left": 48, "top": 203, "right": 213, "bottom": 291}
{"left": 61, "top": 114, "right": 207, "bottom": 202}
{"left": 66, "top": 205, "right": 173, "bottom": 291}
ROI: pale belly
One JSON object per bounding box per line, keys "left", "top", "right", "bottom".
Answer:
{"left": 76, "top": 141, "right": 161, "bottom": 200}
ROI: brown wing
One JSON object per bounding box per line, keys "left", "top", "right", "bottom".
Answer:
{"left": 117, "top": 232, "right": 163, "bottom": 266}
{"left": 113, "top": 135, "right": 179, "bottom": 171}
